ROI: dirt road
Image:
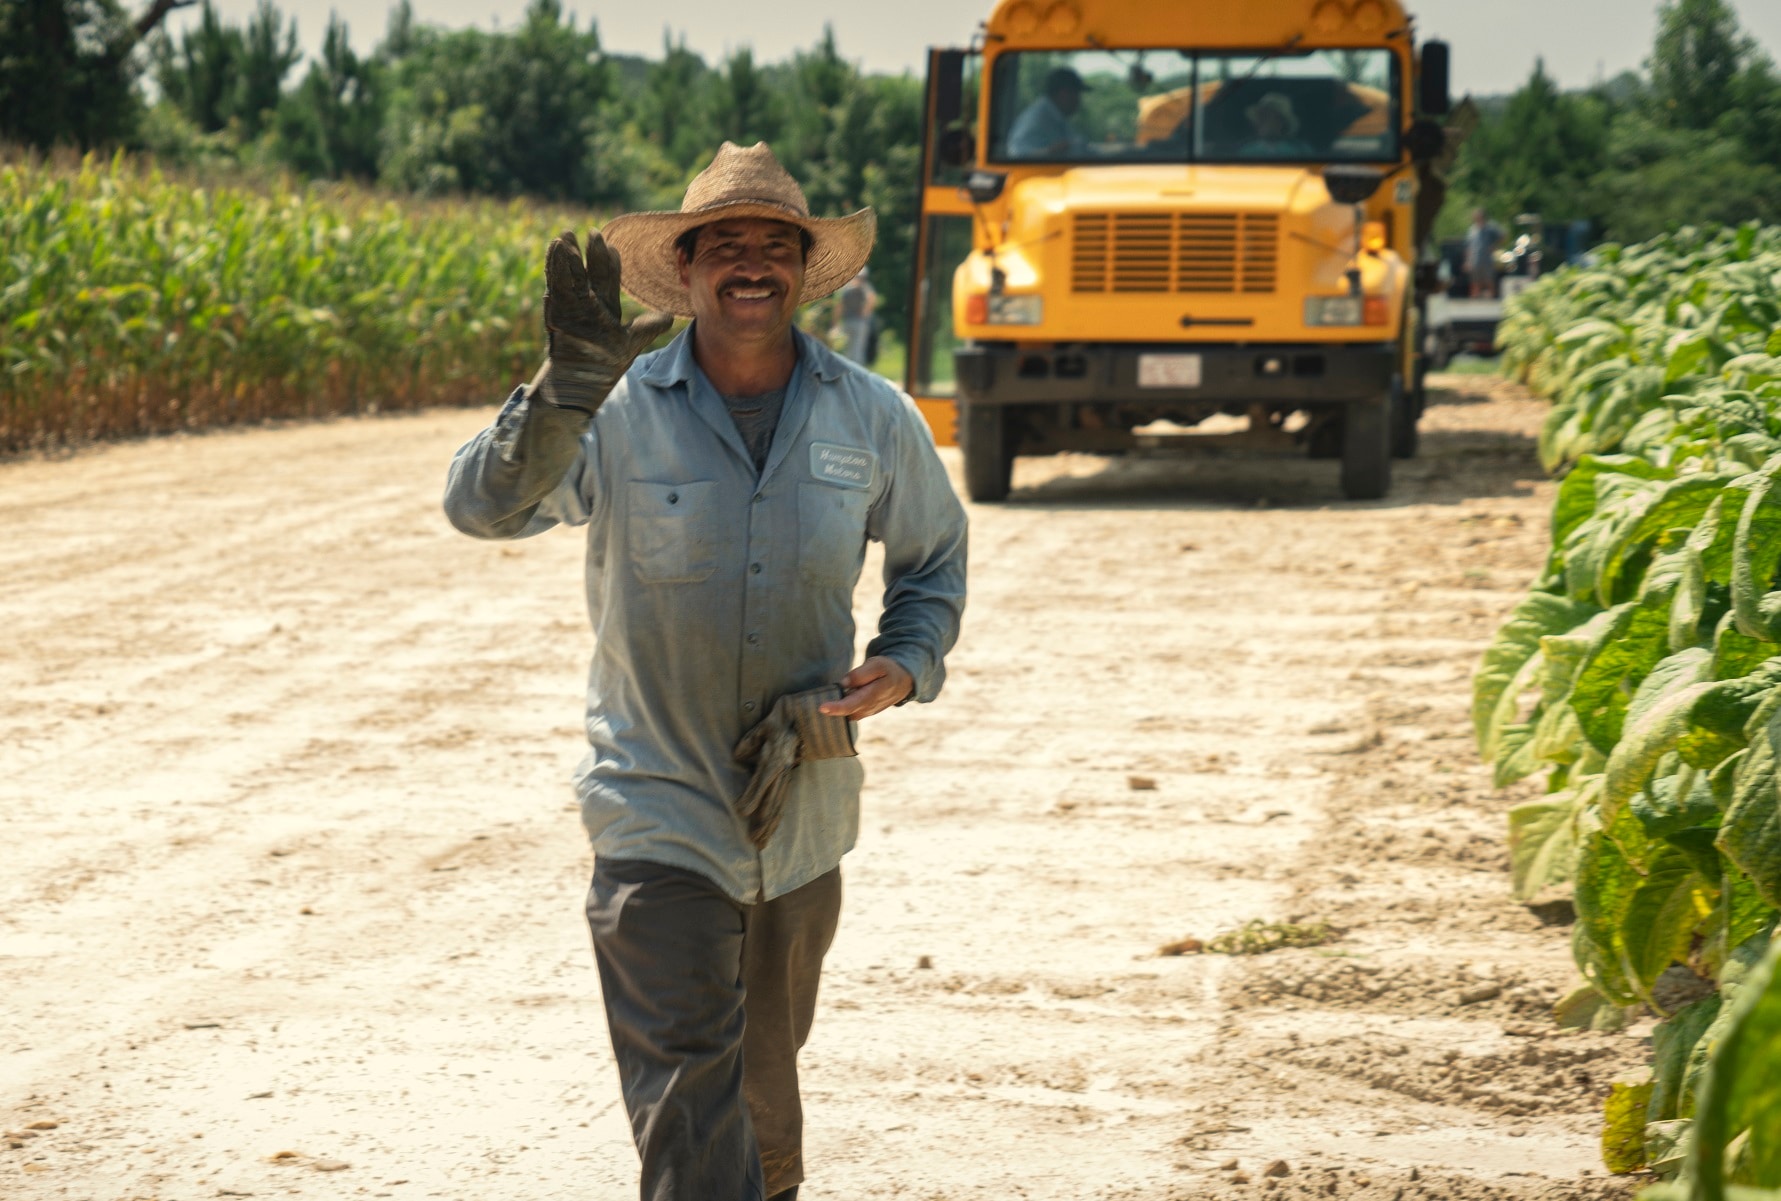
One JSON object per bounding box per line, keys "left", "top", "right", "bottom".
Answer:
{"left": 2, "top": 376, "right": 1647, "bottom": 1200}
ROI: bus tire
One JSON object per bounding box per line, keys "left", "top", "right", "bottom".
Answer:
{"left": 961, "top": 402, "right": 1014, "bottom": 503}
{"left": 1390, "top": 372, "right": 1419, "bottom": 460}
{"left": 1341, "top": 392, "right": 1392, "bottom": 500}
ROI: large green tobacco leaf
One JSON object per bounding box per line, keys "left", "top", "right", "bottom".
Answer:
{"left": 1683, "top": 657, "right": 1781, "bottom": 769}
{"left": 1701, "top": 940, "right": 1781, "bottom": 1190}
{"left": 1644, "top": 938, "right": 1781, "bottom": 1201}
{"left": 1721, "top": 692, "right": 1781, "bottom": 908}
{"left": 1605, "top": 649, "right": 1718, "bottom": 815}
{"left": 1599, "top": 473, "right": 1745, "bottom": 606}
{"left": 1607, "top": 1079, "right": 1656, "bottom": 1173}
{"left": 1673, "top": 503, "right": 1729, "bottom": 651}
{"left": 1475, "top": 592, "right": 1600, "bottom": 750}
{"left": 1732, "top": 469, "right": 1781, "bottom": 643}
{"left": 1650, "top": 995, "right": 1724, "bottom": 1122}
{"left": 1532, "top": 701, "right": 1589, "bottom": 766}
{"left": 1682, "top": 935, "right": 1773, "bottom": 1124}
{"left": 1714, "top": 868, "right": 1779, "bottom": 973}
{"left": 1576, "top": 824, "right": 1651, "bottom": 1006}
{"left": 1621, "top": 845, "right": 1717, "bottom": 1006}
{"left": 1489, "top": 650, "right": 1556, "bottom": 786}
{"left": 1553, "top": 456, "right": 1674, "bottom": 545}
{"left": 1509, "top": 779, "right": 1593, "bottom": 902}
{"left": 1575, "top": 589, "right": 1687, "bottom": 755}
{"left": 1638, "top": 762, "right": 1724, "bottom": 837}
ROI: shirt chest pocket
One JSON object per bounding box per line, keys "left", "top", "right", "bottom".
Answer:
{"left": 627, "top": 481, "right": 720, "bottom": 584}
{"left": 798, "top": 482, "right": 869, "bottom": 586}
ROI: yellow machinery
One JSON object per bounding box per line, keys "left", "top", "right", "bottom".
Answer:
{"left": 903, "top": 0, "right": 1455, "bottom": 500}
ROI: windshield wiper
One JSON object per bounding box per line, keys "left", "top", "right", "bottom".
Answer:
{"left": 1217, "top": 34, "right": 1306, "bottom": 99}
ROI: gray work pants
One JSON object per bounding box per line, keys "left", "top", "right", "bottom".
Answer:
{"left": 585, "top": 858, "right": 842, "bottom": 1201}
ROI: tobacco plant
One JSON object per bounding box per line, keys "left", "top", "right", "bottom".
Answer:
{"left": 1496, "top": 223, "right": 1781, "bottom": 473}
{"left": 1480, "top": 226, "right": 1781, "bottom": 1192}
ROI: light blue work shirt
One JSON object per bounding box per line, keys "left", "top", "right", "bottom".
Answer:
{"left": 1007, "top": 95, "right": 1087, "bottom": 159}
{"left": 443, "top": 326, "right": 968, "bottom": 902}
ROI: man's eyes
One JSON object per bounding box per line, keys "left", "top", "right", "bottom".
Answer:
{"left": 710, "top": 240, "right": 798, "bottom": 256}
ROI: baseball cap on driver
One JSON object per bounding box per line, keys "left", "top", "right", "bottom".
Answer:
{"left": 1043, "top": 66, "right": 1092, "bottom": 95}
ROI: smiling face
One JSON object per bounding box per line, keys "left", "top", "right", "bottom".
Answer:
{"left": 677, "top": 217, "right": 808, "bottom": 345}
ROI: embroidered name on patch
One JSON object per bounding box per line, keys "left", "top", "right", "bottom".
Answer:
{"left": 810, "top": 443, "right": 876, "bottom": 489}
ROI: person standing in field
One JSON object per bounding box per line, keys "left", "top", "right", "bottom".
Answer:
{"left": 834, "top": 266, "right": 877, "bottom": 366}
{"left": 441, "top": 141, "right": 968, "bottom": 1201}
{"left": 1464, "top": 207, "right": 1504, "bottom": 298}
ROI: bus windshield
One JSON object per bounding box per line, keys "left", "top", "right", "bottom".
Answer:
{"left": 987, "top": 48, "right": 1400, "bottom": 166}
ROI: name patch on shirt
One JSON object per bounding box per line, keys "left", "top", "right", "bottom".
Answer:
{"left": 810, "top": 443, "right": 876, "bottom": 490}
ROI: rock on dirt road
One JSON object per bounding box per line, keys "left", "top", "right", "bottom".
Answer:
{"left": 1, "top": 375, "right": 1646, "bottom": 1199}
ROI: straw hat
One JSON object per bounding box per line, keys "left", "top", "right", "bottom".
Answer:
{"left": 1246, "top": 92, "right": 1301, "bottom": 137}
{"left": 600, "top": 141, "right": 876, "bottom": 318}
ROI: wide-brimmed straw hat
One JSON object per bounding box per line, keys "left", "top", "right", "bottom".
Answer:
{"left": 600, "top": 141, "right": 876, "bottom": 318}
{"left": 1246, "top": 92, "right": 1301, "bottom": 136}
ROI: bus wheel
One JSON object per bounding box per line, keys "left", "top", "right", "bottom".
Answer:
{"left": 961, "top": 403, "right": 1014, "bottom": 503}
{"left": 1390, "top": 372, "right": 1419, "bottom": 460}
{"left": 1340, "top": 390, "right": 1392, "bottom": 501}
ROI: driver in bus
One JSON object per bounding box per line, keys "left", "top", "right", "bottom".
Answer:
{"left": 1239, "top": 92, "right": 1312, "bottom": 158}
{"left": 1007, "top": 66, "right": 1092, "bottom": 158}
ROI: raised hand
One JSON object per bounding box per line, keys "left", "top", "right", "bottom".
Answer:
{"left": 537, "top": 230, "right": 674, "bottom": 413}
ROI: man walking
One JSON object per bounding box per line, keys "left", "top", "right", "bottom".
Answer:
{"left": 833, "top": 267, "right": 877, "bottom": 365}
{"left": 441, "top": 142, "right": 968, "bottom": 1201}
{"left": 1463, "top": 207, "right": 1503, "bottom": 298}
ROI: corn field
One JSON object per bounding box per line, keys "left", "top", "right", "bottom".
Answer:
{"left": 0, "top": 153, "right": 599, "bottom": 452}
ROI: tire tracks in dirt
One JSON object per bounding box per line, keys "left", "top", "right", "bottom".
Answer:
{"left": 1, "top": 380, "right": 1649, "bottom": 1199}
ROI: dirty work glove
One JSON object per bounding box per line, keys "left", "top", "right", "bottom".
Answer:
{"left": 532, "top": 229, "right": 673, "bottom": 414}
{"left": 732, "top": 685, "right": 857, "bottom": 849}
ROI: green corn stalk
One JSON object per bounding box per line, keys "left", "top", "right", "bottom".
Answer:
{"left": 1, "top": 151, "right": 656, "bottom": 452}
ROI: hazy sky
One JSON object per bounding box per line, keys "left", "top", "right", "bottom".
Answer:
{"left": 164, "top": 0, "right": 1781, "bottom": 99}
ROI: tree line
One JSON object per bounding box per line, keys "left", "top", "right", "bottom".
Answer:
{"left": 1443, "top": 0, "right": 1781, "bottom": 245}
{"left": 4, "top": 0, "right": 1780, "bottom": 316}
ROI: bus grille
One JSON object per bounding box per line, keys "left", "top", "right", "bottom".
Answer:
{"left": 1071, "top": 212, "right": 1279, "bottom": 294}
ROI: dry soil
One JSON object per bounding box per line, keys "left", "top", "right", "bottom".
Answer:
{"left": 2, "top": 374, "right": 1652, "bottom": 1200}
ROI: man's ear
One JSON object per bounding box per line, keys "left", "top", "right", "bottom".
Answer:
{"left": 677, "top": 248, "right": 692, "bottom": 289}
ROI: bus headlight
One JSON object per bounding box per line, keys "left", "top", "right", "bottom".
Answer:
{"left": 1304, "top": 296, "right": 1363, "bottom": 326}
{"left": 987, "top": 294, "right": 1044, "bottom": 325}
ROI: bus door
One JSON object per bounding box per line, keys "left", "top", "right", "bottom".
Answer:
{"left": 906, "top": 47, "right": 981, "bottom": 447}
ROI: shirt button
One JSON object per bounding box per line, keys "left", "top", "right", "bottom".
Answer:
{"left": 752, "top": 494, "right": 764, "bottom": 504}
{"left": 667, "top": 492, "right": 678, "bottom": 504}
{"left": 750, "top": 562, "right": 763, "bottom": 575}
{"left": 746, "top": 632, "right": 760, "bottom": 645}
{"left": 743, "top": 701, "right": 756, "bottom": 712}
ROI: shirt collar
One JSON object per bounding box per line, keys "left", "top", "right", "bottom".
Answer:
{"left": 638, "top": 322, "right": 848, "bottom": 389}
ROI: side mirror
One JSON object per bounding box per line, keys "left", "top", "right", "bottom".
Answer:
{"left": 1403, "top": 118, "right": 1444, "bottom": 162}
{"left": 964, "top": 170, "right": 1007, "bottom": 204}
{"left": 1419, "top": 40, "right": 1451, "bottom": 116}
{"left": 1323, "top": 165, "right": 1384, "bottom": 205}
{"left": 939, "top": 128, "right": 977, "bottom": 168}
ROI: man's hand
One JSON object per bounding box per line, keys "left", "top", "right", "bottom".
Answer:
{"left": 818, "top": 656, "right": 913, "bottom": 721}
{"left": 535, "top": 230, "right": 673, "bottom": 413}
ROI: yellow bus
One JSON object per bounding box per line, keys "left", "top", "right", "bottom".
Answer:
{"left": 903, "top": 0, "right": 1455, "bottom": 500}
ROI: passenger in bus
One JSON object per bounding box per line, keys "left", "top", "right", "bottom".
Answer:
{"left": 1007, "top": 66, "right": 1092, "bottom": 158}
{"left": 1239, "top": 92, "right": 1312, "bottom": 158}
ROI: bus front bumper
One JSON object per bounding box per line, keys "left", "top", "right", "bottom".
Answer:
{"left": 953, "top": 342, "right": 1398, "bottom": 406}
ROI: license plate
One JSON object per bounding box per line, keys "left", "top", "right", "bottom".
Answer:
{"left": 1137, "top": 353, "right": 1202, "bottom": 388}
